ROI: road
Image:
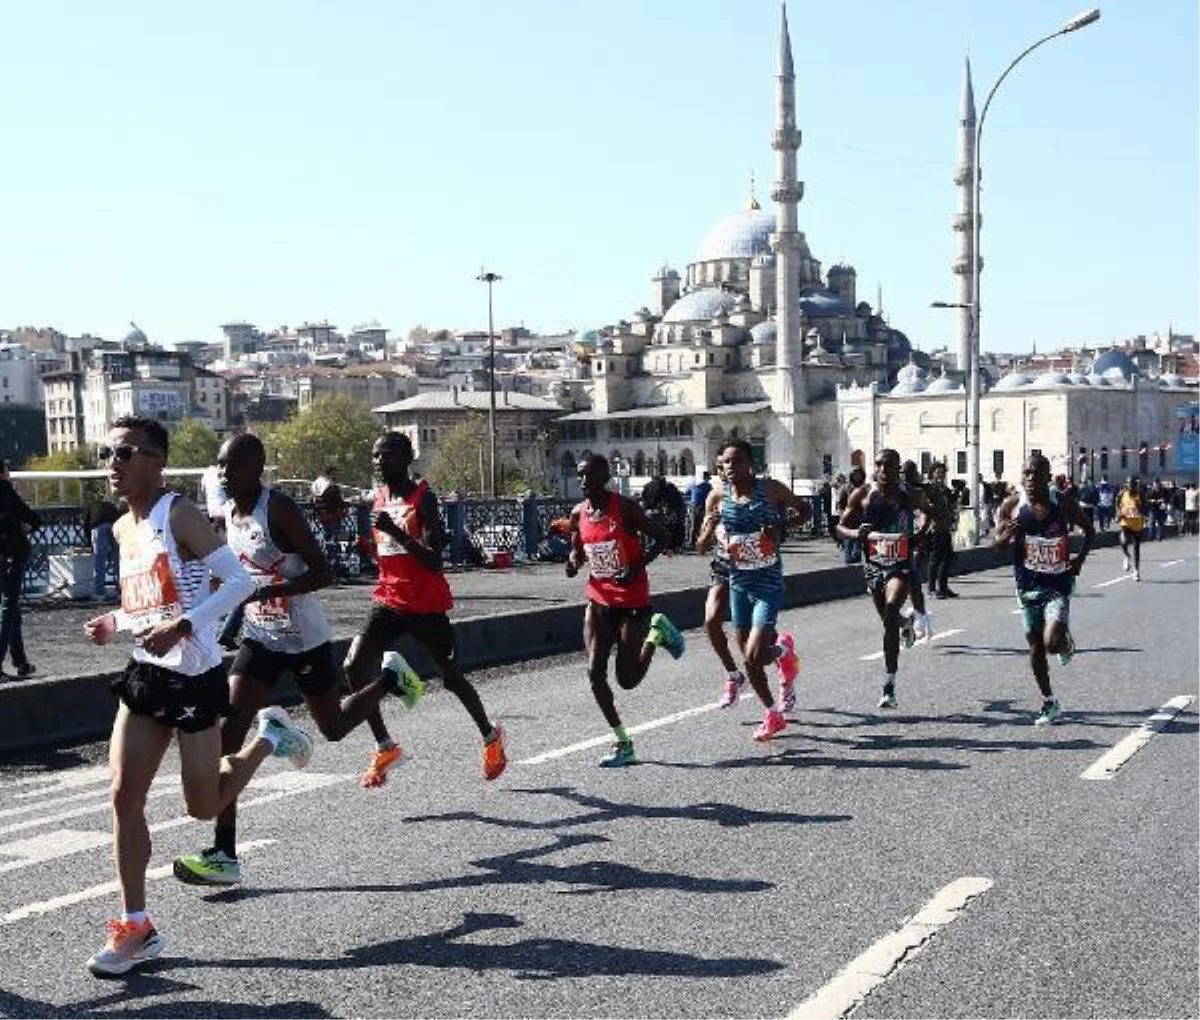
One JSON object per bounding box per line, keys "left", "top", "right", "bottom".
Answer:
{"left": 0, "top": 541, "right": 1196, "bottom": 1019}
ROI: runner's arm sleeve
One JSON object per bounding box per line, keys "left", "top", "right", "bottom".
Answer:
{"left": 180, "top": 545, "right": 256, "bottom": 633}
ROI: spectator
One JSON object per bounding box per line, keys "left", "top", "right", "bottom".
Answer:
{"left": 1096, "top": 476, "right": 1115, "bottom": 531}
{"left": 198, "top": 463, "right": 227, "bottom": 529}
{"left": 685, "top": 471, "right": 713, "bottom": 546}
{"left": 835, "top": 468, "right": 866, "bottom": 563}
{"left": 1077, "top": 477, "right": 1099, "bottom": 529}
{"left": 85, "top": 495, "right": 122, "bottom": 602}
{"left": 0, "top": 458, "right": 41, "bottom": 680}
{"left": 927, "top": 462, "right": 959, "bottom": 599}
{"left": 1147, "top": 477, "right": 1167, "bottom": 541}
{"left": 1184, "top": 482, "right": 1199, "bottom": 537}
{"left": 313, "top": 469, "right": 349, "bottom": 577}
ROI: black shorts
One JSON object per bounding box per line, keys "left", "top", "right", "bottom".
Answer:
{"left": 709, "top": 558, "right": 731, "bottom": 588}
{"left": 231, "top": 639, "right": 340, "bottom": 696}
{"left": 587, "top": 601, "right": 651, "bottom": 625}
{"left": 354, "top": 603, "right": 456, "bottom": 665}
{"left": 864, "top": 561, "right": 911, "bottom": 595}
{"left": 111, "top": 660, "right": 231, "bottom": 734}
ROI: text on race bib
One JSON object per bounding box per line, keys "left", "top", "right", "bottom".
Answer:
{"left": 866, "top": 532, "right": 909, "bottom": 567}
{"left": 1023, "top": 534, "right": 1069, "bottom": 574}
{"left": 726, "top": 530, "right": 779, "bottom": 570}
{"left": 120, "top": 552, "right": 182, "bottom": 630}
{"left": 584, "top": 539, "right": 625, "bottom": 579}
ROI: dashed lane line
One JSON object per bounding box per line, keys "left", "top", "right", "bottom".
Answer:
{"left": 1093, "top": 575, "right": 1133, "bottom": 588}
{"left": 1080, "top": 695, "right": 1194, "bottom": 781}
{"left": 789, "top": 876, "right": 994, "bottom": 1019}
{"left": 516, "top": 703, "right": 719, "bottom": 765}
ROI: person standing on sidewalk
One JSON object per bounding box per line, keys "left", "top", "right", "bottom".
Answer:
{"left": 696, "top": 440, "right": 807, "bottom": 741}
{"left": 81, "top": 416, "right": 313, "bottom": 976}
{"left": 0, "top": 458, "right": 40, "bottom": 681}
{"left": 85, "top": 494, "right": 122, "bottom": 603}
{"left": 925, "top": 462, "right": 959, "bottom": 599}
{"left": 565, "top": 453, "right": 685, "bottom": 767}
{"left": 344, "top": 431, "right": 507, "bottom": 787}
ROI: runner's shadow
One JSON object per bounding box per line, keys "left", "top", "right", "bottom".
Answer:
{"left": 206, "top": 831, "right": 774, "bottom": 903}
{"left": 403, "top": 785, "right": 848, "bottom": 831}
{"left": 808, "top": 703, "right": 1174, "bottom": 732}
{"left": 168, "top": 911, "right": 783, "bottom": 981}
{"left": 662, "top": 745, "right": 969, "bottom": 772}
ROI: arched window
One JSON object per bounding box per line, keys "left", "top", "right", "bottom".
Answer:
{"left": 633, "top": 451, "right": 645, "bottom": 476}
{"left": 1028, "top": 407, "right": 1041, "bottom": 431}
{"left": 991, "top": 409, "right": 1005, "bottom": 432}
{"left": 918, "top": 412, "right": 931, "bottom": 432}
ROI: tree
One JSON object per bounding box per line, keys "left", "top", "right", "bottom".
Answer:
{"left": 168, "top": 419, "right": 220, "bottom": 468}
{"left": 20, "top": 448, "right": 97, "bottom": 506}
{"left": 264, "top": 396, "right": 381, "bottom": 490}
{"left": 426, "top": 415, "right": 490, "bottom": 496}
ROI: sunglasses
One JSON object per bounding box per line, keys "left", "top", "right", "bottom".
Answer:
{"left": 97, "top": 444, "right": 163, "bottom": 463}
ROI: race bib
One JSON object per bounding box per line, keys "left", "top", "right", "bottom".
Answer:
{"left": 726, "top": 530, "right": 779, "bottom": 571}
{"left": 585, "top": 539, "right": 624, "bottom": 579}
{"left": 246, "top": 575, "right": 296, "bottom": 633}
{"left": 866, "top": 532, "right": 909, "bottom": 568}
{"left": 1023, "top": 534, "right": 1069, "bottom": 574}
{"left": 375, "top": 502, "right": 416, "bottom": 556}
{"left": 120, "top": 552, "right": 182, "bottom": 631}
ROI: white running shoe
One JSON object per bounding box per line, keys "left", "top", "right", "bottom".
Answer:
{"left": 255, "top": 706, "right": 314, "bottom": 769}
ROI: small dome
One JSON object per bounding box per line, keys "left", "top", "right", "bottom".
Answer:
{"left": 1160, "top": 373, "right": 1187, "bottom": 388}
{"left": 661, "top": 288, "right": 740, "bottom": 324}
{"left": 1087, "top": 373, "right": 1112, "bottom": 387}
{"left": 749, "top": 320, "right": 777, "bottom": 344}
{"left": 926, "top": 374, "right": 964, "bottom": 393}
{"left": 1031, "top": 371, "right": 1074, "bottom": 388}
{"left": 891, "top": 361, "right": 928, "bottom": 394}
{"left": 1091, "top": 349, "right": 1138, "bottom": 379}
{"left": 1069, "top": 372, "right": 1091, "bottom": 385}
{"left": 123, "top": 323, "right": 148, "bottom": 347}
{"left": 694, "top": 208, "right": 777, "bottom": 262}
{"left": 994, "top": 371, "right": 1034, "bottom": 391}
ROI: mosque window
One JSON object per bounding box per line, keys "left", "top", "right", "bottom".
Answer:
{"left": 991, "top": 410, "right": 1005, "bottom": 432}
{"left": 993, "top": 450, "right": 1005, "bottom": 478}
{"left": 1100, "top": 446, "right": 1109, "bottom": 471}
{"left": 1029, "top": 407, "right": 1043, "bottom": 431}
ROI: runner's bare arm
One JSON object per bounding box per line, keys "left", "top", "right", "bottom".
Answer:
{"left": 259, "top": 490, "right": 334, "bottom": 600}
{"left": 564, "top": 507, "right": 585, "bottom": 577}
{"left": 834, "top": 485, "right": 870, "bottom": 542}
{"left": 992, "top": 494, "right": 1022, "bottom": 549}
{"left": 694, "top": 486, "right": 724, "bottom": 555}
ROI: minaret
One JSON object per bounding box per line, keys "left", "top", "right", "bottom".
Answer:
{"left": 773, "top": 3, "right": 803, "bottom": 409}
{"left": 952, "top": 57, "right": 977, "bottom": 372}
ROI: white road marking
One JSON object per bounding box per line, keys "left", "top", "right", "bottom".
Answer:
{"left": 859, "top": 629, "right": 963, "bottom": 661}
{"left": 1161, "top": 559, "right": 1182, "bottom": 568}
{"left": 1080, "top": 696, "right": 1194, "bottom": 781}
{"left": 789, "top": 876, "right": 994, "bottom": 1020}
{"left": 1, "top": 840, "right": 276, "bottom": 925}
{"left": 0, "top": 781, "right": 181, "bottom": 838}
{"left": 517, "top": 703, "right": 719, "bottom": 765}
{"left": 10, "top": 767, "right": 110, "bottom": 797}
{"left": 1093, "top": 575, "right": 1132, "bottom": 588}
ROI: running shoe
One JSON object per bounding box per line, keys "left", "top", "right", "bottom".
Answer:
{"left": 361, "top": 744, "right": 403, "bottom": 788}
{"left": 1122, "top": 556, "right": 1130, "bottom": 573}
{"left": 1056, "top": 631, "right": 1076, "bottom": 667}
{"left": 86, "top": 918, "right": 165, "bottom": 977}
{"left": 775, "top": 632, "right": 800, "bottom": 684}
{"left": 599, "top": 740, "right": 637, "bottom": 768}
{"left": 1134, "top": 569, "right": 1141, "bottom": 582}
{"left": 900, "top": 620, "right": 916, "bottom": 651}
{"left": 648, "top": 612, "right": 686, "bottom": 659}
{"left": 483, "top": 724, "right": 508, "bottom": 781}
{"left": 718, "top": 671, "right": 746, "bottom": 709}
{"left": 255, "top": 706, "right": 313, "bottom": 769}
{"left": 1034, "top": 699, "right": 1061, "bottom": 726}
{"left": 753, "top": 708, "right": 787, "bottom": 742}
{"left": 878, "top": 682, "right": 898, "bottom": 710}
{"left": 173, "top": 847, "right": 241, "bottom": 887}
{"left": 381, "top": 650, "right": 425, "bottom": 710}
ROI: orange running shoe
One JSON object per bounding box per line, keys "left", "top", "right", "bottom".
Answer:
{"left": 87, "top": 917, "right": 165, "bottom": 976}
{"left": 360, "top": 744, "right": 403, "bottom": 788}
{"left": 482, "top": 724, "right": 507, "bottom": 781}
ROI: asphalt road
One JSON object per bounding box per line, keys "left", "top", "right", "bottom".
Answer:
{"left": 1, "top": 541, "right": 1196, "bottom": 1019}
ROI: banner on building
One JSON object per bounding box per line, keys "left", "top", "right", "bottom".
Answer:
{"left": 1176, "top": 402, "right": 1199, "bottom": 473}
{"left": 137, "top": 388, "right": 182, "bottom": 416}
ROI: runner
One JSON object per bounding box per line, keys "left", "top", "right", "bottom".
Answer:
{"left": 695, "top": 440, "right": 808, "bottom": 740}
{"left": 565, "top": 453, "right": 685, "bottom": 767}
{"left": 344, "top": 431, "right": 507, "bottom": 787}
{"left": 834, "top": 448, "right": 933, "bottom": 710}
{"left": 993, "top": 453, "right": 1094, "bottom": 726}
{"left": 81, "top": 415, "right": 312, "bottom": 976}
{"left": 1116, "top": 476, "right": 1146, "bottom": 580}
{"left": 173, "top": 433, "right": 421, "bottom": 888}
{"left": 700, "top": 459, "right": 746, "bottom": 708}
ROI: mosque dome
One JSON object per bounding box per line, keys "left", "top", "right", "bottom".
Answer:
{"left": 886, "top": 330, "right": 913, "bottom": 361}
{"left": 1069, "top": 372, "right": 1091, "bottom": 385}
{"left": 1159, "top": 373, "right": 1187, "bottom": 388}
{"left": 694, "top": 208, "right": 777, "bottom": 262}
{"left": 123, "top": 323, "right": 148, "bottom": 347}
{"left": 661, "top": 288, "right": 740, "bottom": 324}
{"left": 1091, "top": 349, "right": 1138, "bottom": 379}
{"left": 749, "top": 320, "right": 777, "bottom": 344}
{"left": 994, "top": 371, "right": 1034, "bottom": 391}
{"left": 926, "top": 374, "right": 964, "bottom": 394}
{"left": 1087, "top": 374, "right": 1112, "bottom": 387}
{"left": 799, "top": 286, "right": 852, "bottom": 318}
{"left": 891, "top": 361, "right": 928, "bottom": 395}
{"left": 1031, "top": 371, "right": 1074, "bottom": 388}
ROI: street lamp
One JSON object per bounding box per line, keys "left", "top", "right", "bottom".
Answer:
{"left": 476, "top": 269, "right": 502, "bottom": 498}
{"left": 962, "top": 8, "right": 1100, "bottom": 540}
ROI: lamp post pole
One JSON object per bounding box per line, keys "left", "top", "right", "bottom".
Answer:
{"left": 945, "top": 7, "right": 1100, "bottom": 541}
{"left": 477, "top": 270, "right": 502, "bottom": 498}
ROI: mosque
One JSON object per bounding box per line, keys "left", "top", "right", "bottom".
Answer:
{"left": 548, "top": 6, "right": 1197, "bottom": 493}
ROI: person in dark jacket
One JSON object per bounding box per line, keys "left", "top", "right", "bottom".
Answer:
{"left": 0, "top": 458, "right": 42, "bottom": 680}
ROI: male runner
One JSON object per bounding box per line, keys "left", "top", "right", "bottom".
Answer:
{"left": 703, "top": 458, "right": 747, "bottom": 708}
{"left": 835, "top": 448, "right": 933, "bottom": 710}
{"left": 695, "top": 440, "right": 808, "bottom": 740}
{"left": 173, "top": 433, "right": 421, "bottom": 887}
{"left": 82, "top": 416, "right": 312, "bottom": 976}
{"left": 993, "top": 453, "right": 1094, "bottom": 725}
{"left": 344, "top": 431, "right": 506, "bottom": 786}
{"left": 565, "top": 453, "right": 685, "bottom": 767}
{"left": 1116, "top": 476, "right": 1146, "bottom": 580}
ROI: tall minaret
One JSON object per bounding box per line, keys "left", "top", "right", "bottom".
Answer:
{"left": 771, "top": 2, "right": 808, "bottom": 473}
{"left": 952, "top": 57, "right": 977, "bottom": 372}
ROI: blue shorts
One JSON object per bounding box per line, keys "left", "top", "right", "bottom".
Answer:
{"left": 1016, "top": 582, "right": 1073, "bottom": 633}
{"left": 729, "top": 583, "right": 783, "bottom": 633}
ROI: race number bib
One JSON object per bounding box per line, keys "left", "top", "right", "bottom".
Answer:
{"left": 726, "top": 530, "right": 779, "bottom": 571}
{"left": 866, "top": 532, "right": 909, "bottom": 568}
{"left": 375, "top": 501, "right": 415, "bottom": 556}
{"left": 246, "top": 575, "right": 296, "bottom": 633}
{"left": 1023, "top": 535, "right": 1069, "bottom": 574}
{"left": 120, "top": 552, "right": 182, "bottom": 632}
{"left": 584, "top": 539, "right": 624, "bottom": 579}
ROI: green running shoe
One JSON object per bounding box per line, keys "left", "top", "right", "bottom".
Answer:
{"left": 878, "top": 682, "right": 898, "bottom": 710}
{"left": 599, "top": 741, "right": 637, "bottom": 768}
{"left": 382, "top": 651, "right": 425, "bottom": 710}
{"left": 173, "top": 847, "right": 241, "bottom": 887}
{"left": 1034, "top": 699, "right": 1061, "bottom": 726}
{"left": 1055, "top": 632, "right": 1075, "bottom": 667}
{"left": 649, "top": 612, "right": 685, "bottom": 659}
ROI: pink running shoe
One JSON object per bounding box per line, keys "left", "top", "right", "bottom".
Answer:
{"left": 776, "top": 633, "right": 800, "bottom": 685}
{"left": 753, "top": 708, "right": 787, "bottom": 742}
{"left": 718, "top": 671, "right": 746, "bottom": 709}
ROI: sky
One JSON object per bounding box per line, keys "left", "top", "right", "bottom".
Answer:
{"left": 2, "top": 0, "right": 1196, "bottom": 357}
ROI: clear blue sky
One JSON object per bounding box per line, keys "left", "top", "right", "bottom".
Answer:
{"left": 2, "top": 0, "right": 1196, "bottom": 356}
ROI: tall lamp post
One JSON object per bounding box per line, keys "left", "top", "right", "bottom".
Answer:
{"left": 476, "top": 269, "right": 502, "bottom": 498}
{"left": 949, "top": 7, "right": 1100, "bottom": 541}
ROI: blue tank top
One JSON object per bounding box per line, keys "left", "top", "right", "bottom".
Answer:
{"left": 719, "top": 478, "right": 783, "bottom": 592}
{"left": 1013, "top": 489, "right": 1073, "bottom": 594}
